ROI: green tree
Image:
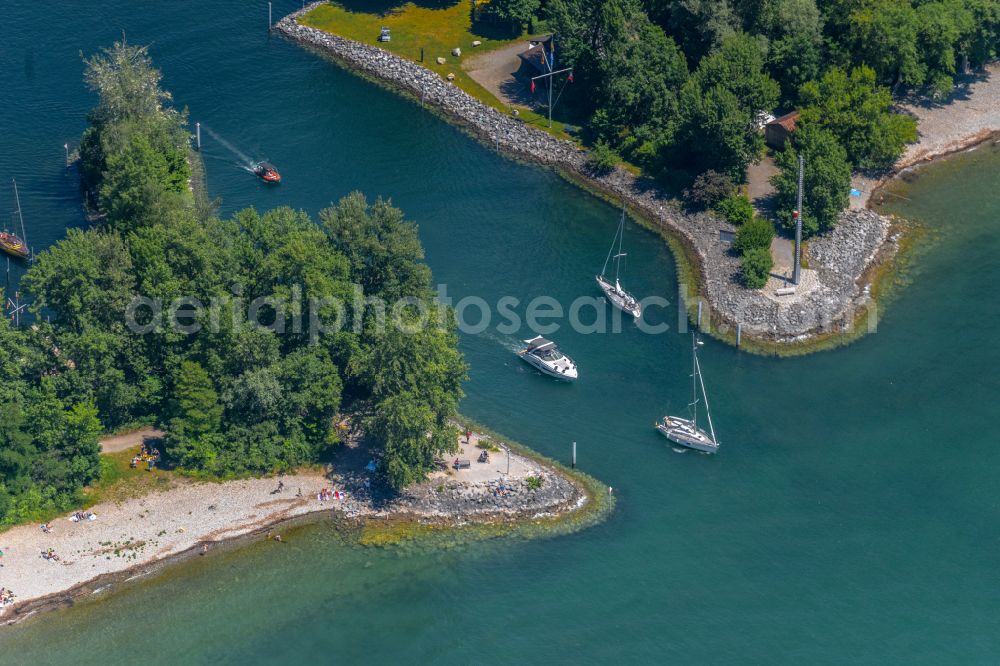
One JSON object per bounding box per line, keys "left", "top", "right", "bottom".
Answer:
{"left": 57, "top": 402, "right": 103, "bottom": 489}
{"left": 740, "top": 247, "right": 774, "bottom": 288}
{"left": 771, "top": 124, "right": 852, "bottom": 236}
{"left": 167, "top": 361, "right": 223, "bottom": 468}
{"left": 798, "top": 66, "right": 917, "bottom": 169}
{"left": 484, "top": 0, "right": 541, "bottom": 28}
{"left": 590, "top": 21, "right": 689, "bottom": 168}
{"left": 79, "top": 40, "right": 191, "bottom": 229}
{"left": 83, "top": 41, "right": 173, "bottom": 127}
{"left": 683, "top": 169, "right": 736, "bottom": 208}
{"left": 847, "top": 0, "right": 923, "bottom": 87}
{"left": 550, "top": 0, "right": 689, "bottom": 170}
{"left": 916, "top": 0, "right": 972, "bottom": 94}
{"left": 370, "top": 392, "right": 457, "bottom": 490}
{"left": 733, "top": 215, "right": 776, "bottom": 253}
{"left": 22, "top": 228, "right": 135, "bottom": 332}
{"left": 588, "top": 140, "right": 620, "bottom": 173}
{"left": 651, "top": 0, "right": 739, "bottom": 61}
{"left": 714, "top": 193, "right": 754, "bottom": 225}
{"left": 964, "top": 0, "right": 1000, "bottom": 67}
{"left": 767, "top": 32, "right": 822, "bottom": 105}
{"left": 99, "top": 130, "right": 184, "bottom": 232}
{"left": 678, "top": 33, "right": 780, "bottom": 178}
{"left": 320, "top": 193, "right": 431, "bottom": 302}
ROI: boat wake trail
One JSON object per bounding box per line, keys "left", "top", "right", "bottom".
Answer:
{"left": 201, "top": 125, "right": 255, "bottom": 167}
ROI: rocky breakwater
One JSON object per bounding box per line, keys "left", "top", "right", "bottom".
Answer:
{"left": 699, "top": 207, "right": 890, "bottom": 342}
{"left": 395, "top": 468, "right": 583, "bottom": 523}
{"left": 277, "top": 4, "right": 896, "bottom": 348}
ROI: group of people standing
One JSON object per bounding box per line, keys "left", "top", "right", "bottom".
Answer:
{"left": 130, "top": 442, "right": 161, "bottom": 471}
{"left": 317, "top": 488, "right": 344, "bottom": 502}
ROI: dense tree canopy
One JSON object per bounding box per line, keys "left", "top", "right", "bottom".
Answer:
{"left": 549, "top": 0, "right": 689, "bottom": 171}
{"left": 538, "top": 0, "right": 990, "bottom": 193}
{"left": 798, "top": 66, "right": 918, "bottom": 169}
{"left": 78, "top": 42, "right": 191, "bottom": 232}
{"left": 677, "top": 33, "right": 780, "bottom": 177}
{"left": 0, "top": 42, "right": 469, "bottom": 526}
{"left": 772, "top": 123, "right": 853, "bottom": 236}
{"left": 484, "top": 0, "right": 542, "bottom": 28}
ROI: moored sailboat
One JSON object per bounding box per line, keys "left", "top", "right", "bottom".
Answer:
{"left": 596, "top": 206, "right": 640, "bottom": 318}
{"left": 655, "top": 334, "right": 719, "bottom": 453}
{"left": 1, "top": 180, "right": 30, "bottom": 261}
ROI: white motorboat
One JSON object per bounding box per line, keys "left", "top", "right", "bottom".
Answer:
{"left": 517, "top": 336, "right": 578, "bottom": 381}
{"left": 596, "top": 206, "right": 641, "bottom": 318}
{"left": 655, "top": 334, "right": 719, "bottom": 453}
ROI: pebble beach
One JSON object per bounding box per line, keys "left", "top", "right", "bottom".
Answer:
{"left": 0, "top": 430, "right": 590, "bottom": 625}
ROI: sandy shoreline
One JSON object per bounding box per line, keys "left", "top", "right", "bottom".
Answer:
{"left": 0, "top": 470, "right": 332, "bottom": 624}
{"left": 854, "top": 63, "right": 1000, "bottom": 206}
{"left": 0, "top": 430, "right": 595, "bottom": 626}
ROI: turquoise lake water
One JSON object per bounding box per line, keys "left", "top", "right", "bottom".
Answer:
{"left": 2, "top": 1, "right": 1000, "bottom": 663}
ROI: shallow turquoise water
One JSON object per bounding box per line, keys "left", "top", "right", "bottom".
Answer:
{"left": 2, "top": 2, "right": 1000, "bottom": 663}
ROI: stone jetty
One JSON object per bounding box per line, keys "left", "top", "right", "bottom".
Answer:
{"left": 276, "top": 3, "right": 895, "bottom": 348}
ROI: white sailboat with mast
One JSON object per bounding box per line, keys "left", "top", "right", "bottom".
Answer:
{"left": 655, "top": 334, "right": 719, "bottom": 453}
{"left": 596, "top": 206, "right": 641, "bottom": 318}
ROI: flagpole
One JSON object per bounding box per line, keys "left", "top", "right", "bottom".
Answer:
{"left": 530, "top": 65, "right": 572, "bottom": 129}
{"left": 548, "top": 39, "right": 554, "bottom": 128}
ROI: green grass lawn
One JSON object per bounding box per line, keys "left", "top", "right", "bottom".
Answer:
{"left": 83, "top": 448, "right": 177, "bottom": 507}
{"left": 300, "top": 1, "right": 577, "bottom": 138}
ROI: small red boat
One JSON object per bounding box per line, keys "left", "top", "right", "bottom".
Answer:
{"left": 253, "top": 161, "right": 281, "bottom": 183}
{"left": 0, "top": 230, "right": 29, "bottom": 260}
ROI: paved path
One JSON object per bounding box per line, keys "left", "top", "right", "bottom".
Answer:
{"left": 430, "top": 431, "right": 535, "bottom": 483}
{"left": 771, "top": 236, "right": 795, "bottom": 278}
{"left": 99, "top": 427, "right": 164, "bottom": 454}
{"left": 747, "top": 155, "right": 778, "bottom": 218}
{"left": 464, "top": 40, "right": 536, "bottom": 109}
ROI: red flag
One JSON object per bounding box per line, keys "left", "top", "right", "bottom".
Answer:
{"left": 531, "top": 80, "right": 536, "bottom": 93}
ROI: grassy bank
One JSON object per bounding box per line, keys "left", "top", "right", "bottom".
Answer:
{"left": 299, "top": 1, "right": 574, "bottom": 136}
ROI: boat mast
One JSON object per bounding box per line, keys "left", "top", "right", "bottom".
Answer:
{"left": 690, "top": 333, "right": 699, "bottom": 429}
{"left": 12, "top": 179, "right": 27, "bottom": 248}
{"left": 695, "top": 350, "right": 718, "bottom": 444}
{"left": 600, "top": 221, "right": 616, "bottom": 279}
{"left": 615, "top": 207, "right": 624, "bottom": 285}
